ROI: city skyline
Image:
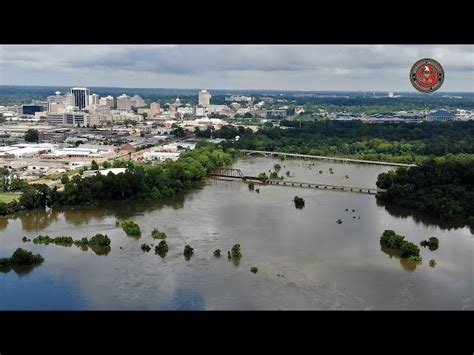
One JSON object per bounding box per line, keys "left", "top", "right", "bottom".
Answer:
{"left": 1, "top": 45, "right": 473, "bottom": 92}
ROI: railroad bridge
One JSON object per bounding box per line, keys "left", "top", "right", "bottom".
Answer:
{"left": 206, "top": 168, "right": 385, "bottom": 195}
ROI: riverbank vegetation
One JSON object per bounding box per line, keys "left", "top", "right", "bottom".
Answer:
{"left": 0, "top": 146, "right": 237, "bottom": 217}
{"left": 223, "top": 120, "right": 474, "bottom": 164}
{"left": 376, "top": 157, "right": 474, "bottom": 227}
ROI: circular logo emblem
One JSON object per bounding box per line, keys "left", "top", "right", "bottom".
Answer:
{"left": 410, "top": 58, "right": 444, "bottom": 93}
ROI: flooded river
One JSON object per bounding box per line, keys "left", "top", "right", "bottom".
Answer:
{"left": 1, "top": 157, "right": 473, "bottom": 310}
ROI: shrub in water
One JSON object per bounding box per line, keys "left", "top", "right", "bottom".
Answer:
{"left": 151, "top": 228, "right": 167, "bottom": 240}
{"left": 293, "top": 196, "right": 305, "bottom": 209}
{"left": 231, "top": 244, "right": 242, "bottom": 258}
{"left": 121, "top": 220, "right": 141, "bottom": 236}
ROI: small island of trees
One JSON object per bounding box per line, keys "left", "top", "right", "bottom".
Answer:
{"left": 0, "top": 248, "right": 44, "bottom": 268}
{"left": 31, "top": 234, "right": 111, "bottom": 255}
{"left": 380, "top": 230, "right": 422, "bottom": 262}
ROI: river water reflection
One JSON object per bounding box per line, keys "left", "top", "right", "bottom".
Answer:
{"left": 1, "top": 157, "right": 473, "bottom": 310}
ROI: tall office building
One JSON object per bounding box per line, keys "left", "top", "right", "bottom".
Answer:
{"left": 131, "top": 95, "right": 146, "bottom": 108}
{"left": 71, "top": 87, "right": 91, "bottom": 109}
{"left": 116, "top": 94, "right": 133, "bottom": 111}
{"left": 99, "top": 95, "right": 115, "bottom": 108}
{"left": 64, "top": 93, "right": 76, "bottom": 108}
{"left": 198, "top": 90, "right": 211, "bottom": 107}
{"left": 89, "top": 93, "right": 100, "bottom": 105}
{"left": 47, "top": 91, "right": 65, "bottom": 112}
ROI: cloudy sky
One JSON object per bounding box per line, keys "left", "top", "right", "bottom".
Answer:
{"left": 0, "top": 45, "right": 473, "bottom": 91}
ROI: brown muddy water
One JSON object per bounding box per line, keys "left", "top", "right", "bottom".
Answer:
{"left": 1, "top": 157, "right": 473, "bottom": 310}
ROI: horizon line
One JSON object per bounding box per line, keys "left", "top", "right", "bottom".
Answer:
{"left": 0, "top": 84, "right": 472, "bottom": 94}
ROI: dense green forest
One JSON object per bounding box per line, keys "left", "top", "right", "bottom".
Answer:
{"left": 376, "top": 157, "right": 474, "bottom": 227}
{"left": 0, "top": 144, "right": 236, "bottom": 216}
{"left": 223, "top": 120, "right": 474, "bottom": 163}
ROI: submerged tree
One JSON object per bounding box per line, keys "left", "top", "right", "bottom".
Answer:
{"left": 420, "top": 237, "right": 439, "bottom": 251}
{"left": 121, "top": 220, "right": 141, "bottom": 236}
{"left": 231, "top": 243, "right": 242, "bottom": 258}
{"left": 293, "top": 196, "right": 305, "bottom": 209}
{"left": 155, "top": 240, "right": 168, "bottom": 257}
{"left": 0, "top": 248, "right": 44, "bottom": 267}
{"left": 151, "top": 228, "right": 167, "bottom": 239}
{"left": 184, "top": 245, "right": 194, "bottom": 260}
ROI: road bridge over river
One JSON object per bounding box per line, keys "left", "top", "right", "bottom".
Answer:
{"left": 240, "top": 150, "right": 416, "bottom": 168}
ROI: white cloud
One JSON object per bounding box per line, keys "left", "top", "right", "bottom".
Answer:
{"left": 0, "top": 45, "right": 472, "bottom": 91}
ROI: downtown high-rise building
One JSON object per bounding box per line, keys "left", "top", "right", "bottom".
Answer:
{"left": 89, "top": 93, "right": 100, "bottom": 105}
{"left": 117, "top": 94, "right": 133, "bottom": 111}
{"left": 131, "top": 95, "right": 146, "bottom": 108}
{"left": 198, "top": 90, "right": 211, "bottom": 107}
{"left": 99, "top": 95, "right": 115, "bottom": 108}
{"left": 71, "top": 87, "right": 91, "bottom": 109}
{"left": 47, "top": 91, "right": 65, "bottom": 112}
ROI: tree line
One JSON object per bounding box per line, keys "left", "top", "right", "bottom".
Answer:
{"left": 376, "top": 156, "right": 474, "bottom": 227}
{"left": 220, "top": 120, "right": 474, "bottom": 164}
{"left": 0, "top": 144, "right": 237, "bottom": 216}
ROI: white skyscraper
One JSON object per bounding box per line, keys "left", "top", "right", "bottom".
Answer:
{"left": 64, "top": 93, "right": 76, "bottom": 108}
{"left": 99, "top": 95, "right": 115, "bottom": 108}
{"left": 116, "top": 94, "right": 133, "bottom": 111}
{"left": 89, "top": 93, "right": 100, "bottom": 105}
{"left": 47, "top": 91, "right": 65, "bottom": 112}
{"left": 198, "top": 90, "right": 211, "bottom": 107}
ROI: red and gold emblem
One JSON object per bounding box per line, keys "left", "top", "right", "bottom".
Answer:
{"left": 410, "top": 58, "right": 444, "bottom": 93}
